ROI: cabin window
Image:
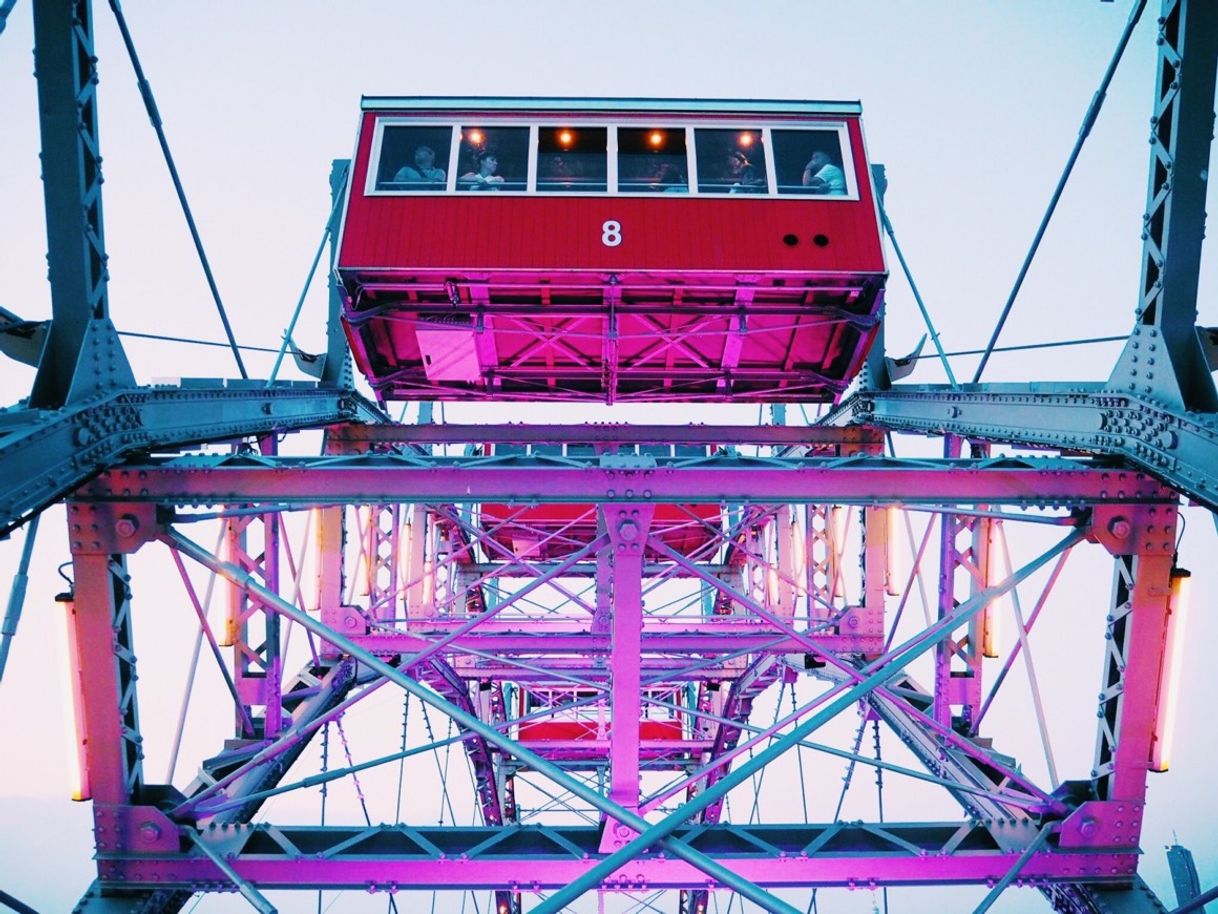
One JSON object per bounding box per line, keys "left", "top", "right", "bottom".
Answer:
{"left": 457, "top": 126, "right": 529, "bottom": 191}
{"left": 773, "top": 129, "right": 849, "bottom": 196}
{"left": 617, "top": 128, "right": 689, "bottom": 194}
{"left": 694, "top": 128, "right": 767, "bottom": 195}
{"left": 537, "top": 127, "right": 608, "bottom": 193}
{"left": 376, "top": 125, "right": 453, "bottom": 191}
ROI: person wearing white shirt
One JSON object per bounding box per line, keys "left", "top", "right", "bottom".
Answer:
{"left": 802, "top": 150, "right": 846, "bottom": 195}
{"left": 459, "top": 152, "right": 506, "bottom": 191}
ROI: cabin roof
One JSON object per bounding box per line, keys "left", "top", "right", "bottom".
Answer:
{"left": 360, "top": 96, "right": 863, "bottom": 116}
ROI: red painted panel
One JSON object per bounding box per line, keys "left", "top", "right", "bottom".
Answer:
{"left": 481, "top": 502, "right": 721, "bottom": 558}
{"left": 518, "top": 720, "right": 684, "bottom": 741}
{"left": 339, "top": 113, "right": 884, "bottom": 276}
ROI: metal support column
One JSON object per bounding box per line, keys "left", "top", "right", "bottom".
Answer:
{"left": 29, "top": 0, "right": 134, "bottom": 408}
{"left": 1108, "top": 0, "right": 1218, "bottom": 411}
{"left": 604, "top": 504, "right": 653, "bottom": 823}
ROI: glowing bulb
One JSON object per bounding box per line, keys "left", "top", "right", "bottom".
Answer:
{"left": 738, "top": 132, "right": 754, "bottom": 147}
{"left": 468, "top": 129, "right": 484, "bottom": 145}
{"left": 558, "top": 129, "right": 574, "bottom": 146}
{"left": 1152, "top": 568, "right": 1191, "bottom": 772}
{"left": 648, "top": 130, "right": 664, "bottom": 147}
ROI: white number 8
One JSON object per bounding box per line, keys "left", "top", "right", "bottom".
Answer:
{"left": 601, "top": 220, "right": 622, "bottom": 247}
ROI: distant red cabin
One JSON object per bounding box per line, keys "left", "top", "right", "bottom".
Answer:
{"left": 335, "top": 97, "right": 887, "bottom": 403}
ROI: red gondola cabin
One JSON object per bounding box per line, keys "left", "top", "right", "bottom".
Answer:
{"left": 335, "top": 97, "right": 887, "bottom": 403}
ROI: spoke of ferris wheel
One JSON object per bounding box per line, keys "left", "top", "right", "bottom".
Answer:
{"left": 746, "top": 680, "right": 789, "bottom": 825}
{"left": 640, "top": 504, "right": 783, "bottom": 599}
{"left": 807, "top": 716, "right": 869, "bottom": 914}
{"left": 278, "top": 509, "right": 321, "bottom": 665}
{"left": 419, "top": 701, "right": 460, "bottom": 827}
{"left": 994, "top": 521, "right": 1059, "bottom": 788}
{"left": 187, "top": 612, "right": 794, "bottom": 820}
{"left": 974, "top": 547, "right": 1072, "bottom": 730}
{"left": 637, "top": 690, "right": 1037, "bottom": 811}
{"left": 515, "top": 777, "right": 598, "bottom": 824}
{"left": 169, "top": 546, "right": 257, "bottom": 736}
{"left": 193, "top": 690, "right": 612, "bottom": 818}
{"left": 642, "top": 535, "right": 1063, "bottom": 810}
{"left": 792, "top": 685, "right": 809, "bottom": 825}
{"left": 166, "top": 524, "right": 225, "bottom": 783}
{"left": 881, "top": 512, "right": 935, "bottom": 652}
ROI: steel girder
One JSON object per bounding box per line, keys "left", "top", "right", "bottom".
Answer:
{"left": 835, "top": 384, "right": 1218, "bottom": 514}
{"left": 0, "top": 382, "right": 380, "bottom": 536}
{"left": 76, "top": 448, "right": 1174, "bottom": 506}
{"left": 90, "top": 820, "right": 1139, "bottom": 891}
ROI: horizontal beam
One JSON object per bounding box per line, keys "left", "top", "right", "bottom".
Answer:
{"left": 95, "top": 821, "right": 1136, "bottom": 891}
{"left": 329, "top": 422, "right": 883, "bottom": 448}
{"left": 350, "top": 627, "right": 879, "bottom": 656}
{"left": 0, "top": 382, "right": 380, "bottom": 536}
{"left": 837, "top": 383, "right": 1218, "bottom": 511}
{"left": 80, "top": 454, "right": 1173, "bottom": 506}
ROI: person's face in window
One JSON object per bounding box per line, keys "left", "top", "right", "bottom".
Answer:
{"left": 726, "top": 153, "right": 745, "bottom": 178}
{"left": 809, "top": 151, "right": 829, "bottom": 172}
{"left": 481, "top": 155, "right": 499, "bottom": 176}
{"left": 415, "top": 146, "right": 436, "bottom": 170}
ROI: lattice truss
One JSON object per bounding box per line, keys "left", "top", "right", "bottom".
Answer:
{"left": 63, "top": 422, "right": 1187, "bottom": 913}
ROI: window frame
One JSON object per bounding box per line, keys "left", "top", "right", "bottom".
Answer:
{"left": 614, "top": 125, "right": 695, "bottom": 196}
{"left": 365, "top": 118, "right": 462, "bottom": 195}
{"left": 769, "top": 122, "right": 859, "bottom": 201}
{"left": 534, "top": 123, "right": 613, "bottom": 195}
{"left": 364, "top": 115, "right": 858, "bottom": 200}
{"left": 452, "top": 121, "right": 535, "bottom": 194}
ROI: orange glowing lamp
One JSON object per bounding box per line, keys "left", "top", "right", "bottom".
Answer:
{"left": 1151, "top": 568, "right": 1191, "bottom": 772}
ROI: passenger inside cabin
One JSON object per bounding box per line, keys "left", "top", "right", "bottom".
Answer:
{"left": 802, "top": 149, "right": 846, "bottom": 195}
{"left": 459, "top": 151, "right": 505, "bottom": 191}
{"left": 654, "top": 161, "right": 688, "bottom": 193}
{"left": 540, "top": 153, "right": 579, "bottom": 183}
{"left": 725, "top": 150, "right": 765, "bottom": 194}
{"left": 393, "top": 145, "right": 446, "bottom": 185}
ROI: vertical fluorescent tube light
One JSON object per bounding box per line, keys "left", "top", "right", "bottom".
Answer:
{"left": 829, "top": 506, "right": 848, "bottom": 601}
{"left": 885, "top": 506, "right": 903, "bottom": 597}
{"left": 220, "top": 522, "right": 239, "bottom": 647}
{"left": 358, "top": 506, "right": 374, "bottom": 597}
{"left": 56, "top": 594, "right": 91, "bottom": 801}
{"left": 305, "top": 506, "right": 322, "bottom": 612}
{"left": 981, "top": 521, "right": 1006, "bottom": 659}
{"left": 1152, "top": 568, "right": 1191, "bottom": 773}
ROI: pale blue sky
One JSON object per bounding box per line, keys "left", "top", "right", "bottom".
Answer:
{"left": 0, "top": 2, "right": 1215, "bottom": 912}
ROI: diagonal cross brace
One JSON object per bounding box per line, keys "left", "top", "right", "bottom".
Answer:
{"left": 643, "top": 535, "right": 1057, "bottom": 813}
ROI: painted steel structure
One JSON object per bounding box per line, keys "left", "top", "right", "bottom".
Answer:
{"left": 0, "top": 2, "right": 1214, "bottom": 914}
